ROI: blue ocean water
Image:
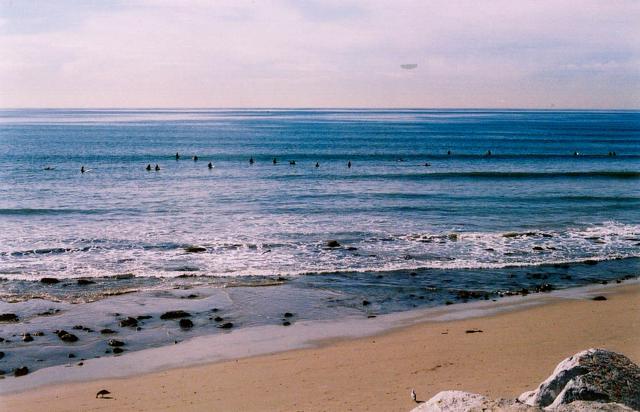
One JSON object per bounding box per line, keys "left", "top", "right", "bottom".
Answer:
{"left": 0, "top": 109, "right": 639, "bottom": 374}
{"left": 0, "top": 109, "right": 639, "bottom": 292}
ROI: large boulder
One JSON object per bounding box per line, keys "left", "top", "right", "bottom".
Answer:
{"left": 411, "top": 392, "right": 633, "bottom": 411}
{"left": 411, "top": 349, "right": 639, "bottom": 412}
{"left": 518, "top": 348, "right": 640, "bottom": 410}
{"left": 410, "top": 391, "right": 536, "bottom": 411}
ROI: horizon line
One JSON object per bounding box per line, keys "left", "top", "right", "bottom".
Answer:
{"left": 1, "top": 107, "right": 639, "bottom": 111}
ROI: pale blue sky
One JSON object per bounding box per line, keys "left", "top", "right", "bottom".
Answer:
{"left": 1, "top": 0, "right": 638, "bottom": 108}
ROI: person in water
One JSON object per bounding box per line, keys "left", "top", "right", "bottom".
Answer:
{"left": 193, "top": 155, "right": 198, "bottom": 161}
{"left": 80, "top": 166, "right": 85, "bottom": 173}
{"left": 315, "top": 162, "right": 319, "bottom": 168}
{"left": 175, "top": 152, "right": 180, "bottom": 160}
{"left": 155, "top": 164, "right": 160, "bottom": 171}
{"left": 289, "top": 160, "right": 296, "bottom": 165}
{"left": 273, "top": 158, "right": 277, "bottom": 164}
{"left": 146, "top": 164, "right": 151, "bottom": 171}
{"left": 249, "top": 157, "right": 254, "bottom": 164}
{"left": 447, "top": 150, "right": 451, "bottom": 155}
{"left": 485, "top": 150, "right": 492, "bottom": 156}
{"left": 347, "top": 161, "right": 352, "bottom": 168}
{"left": 208, "top": 162, "right": 213, "bottom": 169}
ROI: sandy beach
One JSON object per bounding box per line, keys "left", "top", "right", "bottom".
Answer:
{"left": 1, "top": 283, "right": 638, "bottom": 412}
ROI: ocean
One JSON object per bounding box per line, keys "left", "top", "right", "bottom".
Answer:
{"left": 0, "top": 109, "right": 639, "bottom": 374}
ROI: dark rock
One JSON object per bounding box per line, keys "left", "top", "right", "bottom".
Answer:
{"left": 326, "top": 240, "right": 341, "bottom": 248}
{"left": 583, "top": 259, "right": 599, "bottom": 265}
{"left": 218, "top": 322, "right": 234, "bottom": 329}
{"left": 533, "top": 246, "right": 544, "bottom": 251}
{"left": 100, "top": 328, "right": 116, "bottom": 334}
{"left": 601, "top": 280, "right": 608, "bottom": 285}
{"left": 107, "top": 339, "right": 125, "bottom": 347}
{"left": 22, "top": 333, "right": 33, "bottom": 342}
{"left": 160, "top": 310, "right": 191, "bottom": 320}
{"left": 76, "top": 279, "right": 95, "bottom": 285}
{"left": 409, "top": 272, "right": 418, "bottom": 277}
{"left": 185, "top": 246, "right": 207, "bottom": 253}
{"left": 56, "top": 330, "right": 79, "bottom": 343}
{"left": 186, "top": 294, "right": 198, "bottom": 299}
{"left": 35, "top": 331, "right": 45, "bottom": 336}
{"left": 38, "top": 309, "right": 60, "bottom": 316}
{"left": 72, "top": 325, "right": 84, "bottom": 330}
{"left": 83, "top": 327, "right": 93, "bottom": 332}
{"left": 0, "top": 313, "right": 19, "bottom": 322}
{"left": 367, "top": 315, "right": 377, "bottom": 319}
{"left": 211, "top": 308, "right": 219, "bottom": 312}
{"left": 0, "top": 351, "right": 4, "bottom": 359}
{"left": 362, "top": 300, "right": 371, "bottom": 306}
{"left": 119, "top": 317, "right": 138, "bottom": 327}
{"left": 520, "top": 288, "right": 529, "bottom": 296}
{"left": 136, "top": 315, "right": 152, "bottom": 320}
{"left": 213, "top": 316, "right": 224, "bottom": 322}
{"left": 14, "top": 366, "right": 29, "bottom": 377}
{"left": 112, "top": 347, "right": 124, "bottom": 354}
{"left": 68, "top": 353, "right": 76, "bottom": 358}
{"left": 77, "top": 362, "right": 83, "bottom": 366}
{"left": 282, "top": 321, "right": 291, "bottom": 326}
{"left": 283, "top": 312, "right": 294, "bottom": 318}
{"left": 40, "top": 277, "right": 60, "bottom": 284}
{"left": 456, "top": 290, "right": 485, "bottom": 300}
{"left": 465, "top": 329, "right": 483, "bottom": 334}
{"left": 535, "top": 283, "right": 554, "bottom": 293}
{"left": 592, "top": 295, "right": 607, "bottom": 301}
{"left": 445, "top": 301, "right": 453, "bottom": 305}
{"left": 346, "top": 247, "right": 358, "bottom": 251}
{"left": 179, "top": 319, "right": 194, "bottom": 329}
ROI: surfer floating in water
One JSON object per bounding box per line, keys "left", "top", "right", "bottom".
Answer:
{"left": 347, "top": 161, "right": 352, "bottom": 168}
{"left": 146, "top": 164, "right": 151, "bottom": 171}
{"left": 447, "top": 150, "right": 451, "bottom": 155}
{"left": 155, "top": 164, "right": 160, "bottom": 171}
{"left": 424, "top": 162, "right": 431, "bottom": 167}
{"left": 249, "top": 157, "right": 254, "bottom": 164}
{"left": 43, "top": 166, "right": 55, "bottom": 171}
{"left": 273, "top": 158, "right": 277, "bottom": 165}
{"left": 175, "top": 152, "right": 180, "bottom": 160}
{"left": 208, "top": 162, "right": 213, "bottom": 169}
{"left": 193, "top": 155, "right": 198, "bottom": 161}
{"left": 80, "top": 166, "right": 85, "bottom": 173}
{"left": 315, "top": 162, "right": 319, "bottom": 168}
{"left": 485, "top": 150, "right": 492, "bottom": 156}
{"left": 289, "top": 160, "right": 296, "bottom": 165}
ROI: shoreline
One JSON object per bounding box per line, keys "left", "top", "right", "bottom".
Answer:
{"left": 1, "top": 280, "right": 638, "bottom": 410}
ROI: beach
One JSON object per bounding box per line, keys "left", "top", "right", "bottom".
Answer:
{"left": 2, "top": 282, "right": 638, "bottom": 411}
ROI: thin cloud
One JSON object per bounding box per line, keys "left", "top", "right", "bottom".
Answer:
{"left": 0, "top": 0, "right": 638, "bottom": 108}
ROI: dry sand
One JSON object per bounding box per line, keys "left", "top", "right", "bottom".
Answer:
{"left": 2, "top": 284, "right": 638, "bottom": 412}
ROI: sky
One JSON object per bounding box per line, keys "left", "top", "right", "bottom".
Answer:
{"left": 0, "top": 0, "right": 639, "bottom": 108}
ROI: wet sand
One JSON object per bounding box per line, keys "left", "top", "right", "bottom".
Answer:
{"left": 1, "top": 283, "right": 638, "bottom": 412}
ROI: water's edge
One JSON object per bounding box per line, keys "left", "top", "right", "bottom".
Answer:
{"left": 1, "top": 279, "right": 636, "bottom": 396}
